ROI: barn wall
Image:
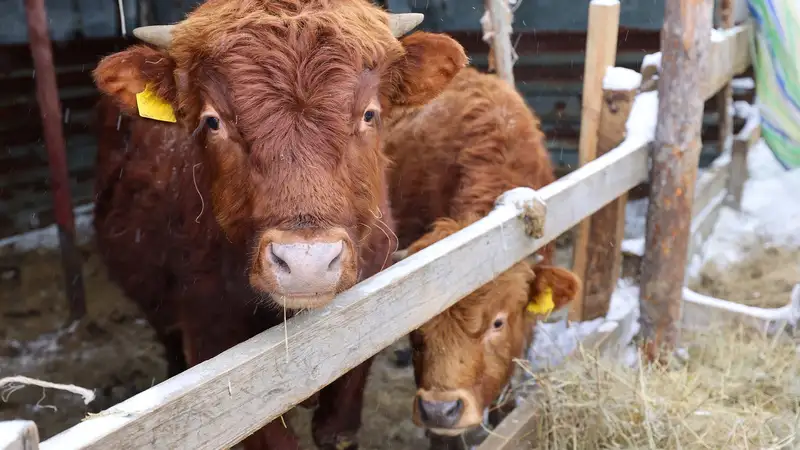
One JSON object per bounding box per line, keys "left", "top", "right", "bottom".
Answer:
{"left": 0, "top": 0, "right": 753, "bottom": 239}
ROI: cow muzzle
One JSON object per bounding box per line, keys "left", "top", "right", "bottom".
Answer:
{"left": 251, "top": 227, "right": 356, "bottom": 309}
{"left": 413, "top": 388, "right": 482, "bottom": 436}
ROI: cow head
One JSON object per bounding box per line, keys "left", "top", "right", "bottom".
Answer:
{"left": 93, "top": 0, "right": 467, "bottom": 309}
{"left": 395, "top": 218, "right": 581, "bottom": 435}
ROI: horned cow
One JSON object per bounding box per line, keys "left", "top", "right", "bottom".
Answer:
{"left": 91, "top": 1, "right": 467, "bottom": 449}
{"left": 385, "top": 67, "right": 583, "bottom": 436}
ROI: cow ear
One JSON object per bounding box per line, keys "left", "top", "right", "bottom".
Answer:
{"left": 390, "top": 31, "right": 468, "bottom": 107}
{"left": 526, "top": 265, "right": 582, "bottom": 316}
{"left": 93, "top": 45, "right": 178, "bottom": 116}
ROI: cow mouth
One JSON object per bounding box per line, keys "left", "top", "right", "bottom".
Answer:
{"left": 271, "top": 291, "right": 339, "bottom": 310}
{"left": 426, "top": 426, "right": 474, "bottom": 437}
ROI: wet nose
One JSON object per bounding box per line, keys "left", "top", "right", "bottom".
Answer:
{"left": 417, "top": 396, "right": 464, "bottom": 429}
{"left": 268, "top": 240, "right": 345, "bottom": 294}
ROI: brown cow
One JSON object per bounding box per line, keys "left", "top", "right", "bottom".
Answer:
{"left": 91, "top": 1, "right": 467, "bottom": 449}
{"left": 384, "top": 67, "right": 582, "bottom": 436}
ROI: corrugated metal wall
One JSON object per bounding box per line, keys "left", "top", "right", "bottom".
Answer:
{"left": 0, "top": 0, "right": 754, "bottom": 238}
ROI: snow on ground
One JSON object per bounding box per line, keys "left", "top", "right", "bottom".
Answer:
{"left": 0, "top": 204, "right": 94, "bottom": 254}
{"left": 697, "top": 139, "right": 800, "bottom": 270}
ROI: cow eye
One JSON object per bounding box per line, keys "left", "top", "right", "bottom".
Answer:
{"left": 363, "top": 109, "right": 376, "bottom": 123}
{"left": 205, "top": 116, "right": 221, "bottom": 131}
{"left": 492, "top": 318, "right": 505, "bottom": 330}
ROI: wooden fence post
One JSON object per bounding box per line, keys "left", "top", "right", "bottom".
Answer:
{"left": 570, "top": 0, "right": 621, "bottom": 322}
{"left": 581, "top": 77, "right": 638, "bottom": 320}
{"left": 716, "top": 0, "right": 734, "bottom": 155}
{"left": 482, "top": 0, "right": 516, "bottom": 85}
{"left": 24, "top": 0, "right": 87, "bottom": 322}
{"left": 0, "top": 420, "right": 40, "bottom": 450}
{"left": 639, "top": 0, "right": 713, "bottom": 363}
{"left": 727, "top": 115, "right": 761, "bottom": 209}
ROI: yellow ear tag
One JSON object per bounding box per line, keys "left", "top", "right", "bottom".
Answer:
{"left": 135, "top": 84, "right": 176, "bottom": 123}
{"left": 527, "top": 286, "right": 554, "bottom": 316}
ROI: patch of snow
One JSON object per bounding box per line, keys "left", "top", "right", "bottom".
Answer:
{"left": 621, "top": 237, "right": 644, "bottom": 256}
{"left": 733, "top": 100, "right": 754, "bottom": 118}
{"left": 731, "top": 77, "right": 755, "bottom": 90}
{"left": 527, "top": 280, "right": 641, "bottom": 372}
{"left": 603, "top": 67, "right": 642, "bottom": 91}
{"left": 624, "top": 198, "right": 649, "bottom": 240}
{"left": 625, "top": 90, "right": 659, "bottom": 145}
{"left": 641, "top": 52, "right": 661, "bottom": 70}
{"left": 710, "top": 26, "right": 741, "bottom": 43}
{"left": 699, "top": 140, "right": 800, "bottom": 269}
{"left": 0, "top": 204, "right": 95, "bottom": 253}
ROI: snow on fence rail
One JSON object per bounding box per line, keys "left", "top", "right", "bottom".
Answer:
{"left": 2, "top": 22, "right": 753, "bottom": 450}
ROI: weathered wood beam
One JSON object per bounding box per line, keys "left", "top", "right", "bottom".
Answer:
{"left": 726, "top": 110, "right": 761, "bottom": 209}
{"left": 580, "top": 79, "right": 638, "bottom": 321}
{"left": 570, "top": 0, "right": 621, "bottom": 322}
{"left": 639, "top": 0, "right": 714, "bottom": 363}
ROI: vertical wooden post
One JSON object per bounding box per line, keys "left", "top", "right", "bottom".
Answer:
{"left": 24, "top": 0, "right": 87, "bottom": 322}
{"left": 581, "top": 80, "right": 638, "bottom": 321}
{"left": 639, "top": 0, "right": 713, "bottom": 363}
{"left": 569, "top": 0, "right": 620, "bottom": 322}
{"left": 0, "top": 420, "right": 40, "bottom": 450}
{"left": 715, "top": 0, "right": 734, "bottom": 154}
{"left": 483, "top": 0, "right": 516, "bottom": 85}
{"left": 727, "top": 117, "right": 761, "bottom": 209}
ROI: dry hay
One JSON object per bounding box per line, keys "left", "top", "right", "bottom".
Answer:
{"left": 690, "top": 243, "right": 800, "bottom": 309}
{"left": 515, "top": 325, "right": 800, "bottom": 449}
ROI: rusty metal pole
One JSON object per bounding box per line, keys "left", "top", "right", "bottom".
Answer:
{"left": 638, "top": 0, "right": 713, "bottom": 363}
{"left": 24, "top": 0, "right": 87, "bottom": 322}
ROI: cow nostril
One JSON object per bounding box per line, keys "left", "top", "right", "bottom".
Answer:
{"left": 417, "top": 396, "right": 428, "bottom": 421}
{"left": 445, "top": 399, "right": 463, "bottom": 420}
{"left": 328, "top": 249, "right": 342, "bottom": 271}
{"left": 269, "top": 244, "right": 291, "bottom": 274}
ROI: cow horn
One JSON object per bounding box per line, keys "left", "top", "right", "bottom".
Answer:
{"left": 391, "top": 249, "right": 410, "bottom": 263}
{"left": 132, "top": 25, "right": 175, "bottom": 49}
{"left": 388, "top": 13, "right": 424, "bottom": 37}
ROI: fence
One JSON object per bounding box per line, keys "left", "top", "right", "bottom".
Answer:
{"left": 2, "top": 8, "right": 754, "bottom": 450}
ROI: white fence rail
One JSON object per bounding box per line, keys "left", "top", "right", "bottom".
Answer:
{"left": 4, "top": 23, "right": 752, "bottom": 450}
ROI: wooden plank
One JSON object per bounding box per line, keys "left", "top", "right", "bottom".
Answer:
{"left": 639, "top": 0, "right": 714, "bottom": 363}
{"left": 474, "top": 395, "right": 540, "bottom": 450}
{"left": 692, "top": 160, "right": 730, "bottom": 219}
{"left": 726, "top": 109, "right": 761, "bottom": 209}
{"left": 579, "top": 79, "right": 638, "bottom": 320}
{"left": 0, "top": 420, "right": 40, "bottom": 450}
{"left": 483, "top": 0, "right": 516, "bottom": 85}
{"left": 570, "top": 0, "right": 621, "bottom": 322}
{"left": 703, "top": 23, "right": 752, "bottom": 99}
{"left": 40, "top": 141, "right": 650, "bottom": 450}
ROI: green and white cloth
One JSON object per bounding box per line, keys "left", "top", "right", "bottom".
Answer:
{"left": 748, "top": 0, "right": 800, "bottom": 169}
